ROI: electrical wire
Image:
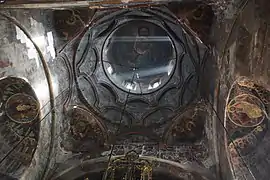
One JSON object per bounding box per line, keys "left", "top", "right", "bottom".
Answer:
{"left": 204, "top": 93, "right": 254, "bottom": 180}
{"left": 0, "top": 85, "right": 74, "bottom": 165}
{"left": 0, "top": 12, "right": 58, "bottom": 179}
{"left": 0, "top": 1, "right": 254, "bottom": 179}
{"left": 184, "top": 71, "right": 252, "bottom": 179}
{"left": 186, "top": 55, "right": 254, "bottom": 179}
{"left": 102, "top": 71, "right": 136, "bottom": 180}
{"left": 211, "top": 0, "right": 257, "bottom": 178}
{"left": 58, "top": 9, "right": 97, "bottom": 54}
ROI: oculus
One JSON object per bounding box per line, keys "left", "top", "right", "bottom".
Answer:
{"left": 102, "top": 20, "right": 176, "bottom": 94}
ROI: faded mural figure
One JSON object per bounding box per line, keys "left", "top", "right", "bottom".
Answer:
{"left": 0, "top": 0, "right": 270, "bottom": 180}
{"left": 225, "top": 77, "right": 270, "bottom": 179}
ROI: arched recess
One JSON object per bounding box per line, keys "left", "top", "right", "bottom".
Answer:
{"left": 51, "top": 156, "right": 215, "bottom": 180}
{"left": 0, "top": 13, "right": 56, "bottom": 180}
{"left": 0, "top": 77, "right": 40, "bottom": 178}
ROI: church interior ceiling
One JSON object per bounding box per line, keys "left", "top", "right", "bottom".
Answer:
{"left": 0, "top": 0, "right": 269, "bottom": 180}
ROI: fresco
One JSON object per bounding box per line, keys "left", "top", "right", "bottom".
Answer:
{"left": 0, "top": 77, "right": 40, "bottom": 177}
{"left": 225, "top": 77, "right": 270, "bottom": 179}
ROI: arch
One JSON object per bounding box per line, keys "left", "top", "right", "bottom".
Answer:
{"left": 52, "top": 156, "right": 215, "bottom": 180}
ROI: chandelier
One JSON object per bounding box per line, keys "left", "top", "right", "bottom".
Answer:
{"left": 103, "top": 151, "right": 152, "bottom": 180}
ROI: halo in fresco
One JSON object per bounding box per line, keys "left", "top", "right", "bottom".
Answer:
{"left": 227, "top": 93, "right": 265, "bottom": 127}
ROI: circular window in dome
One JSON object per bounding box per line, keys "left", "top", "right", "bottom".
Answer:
{"left": 102, "top": 20, "right": 177, "bottom": 94}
